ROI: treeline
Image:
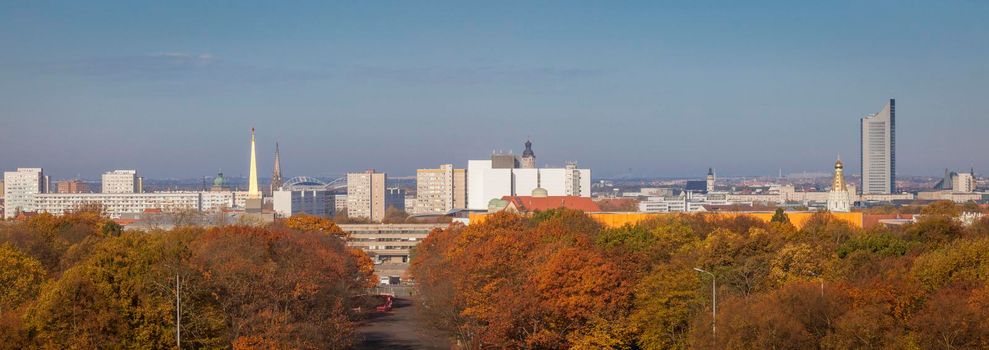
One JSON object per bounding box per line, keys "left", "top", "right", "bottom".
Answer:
{"left": 410, "top": 203, "right": 989, "bottom": 349}
{"left": 0, "top": 211, "right": 375, "bottom": 349}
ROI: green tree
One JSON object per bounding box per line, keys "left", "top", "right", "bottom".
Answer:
{"left": 771, "top": 208, "right": 791, "bottom": 225}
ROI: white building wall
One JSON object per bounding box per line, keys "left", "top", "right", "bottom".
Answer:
{"left": 579, "top": 169, "right": 591, "bottom": 197}
{"left": 467, "top": 159, "right": 591, "bottom": 210}
{"left": 102, "top": 170, "right": 139, "bottom": 194}
{"left": 513, "top": 169, "right": 539, "bottom": 196}
{"left": 200, "top": 191, "right": 236, "bottom": 211}
{"left": 273, "top": 190, "right": 293, "bottom": 217}
{"left": 542, "top": 169, "right": 568, "bottom": 195}
{"left": 3, "top": 168, "right": 44, "bottom": 218}
{"left": 467, "top": 160, "right": 491, "bottom": 210}
{"left": 33, "top": 192, "right": 201, "bottom": 218}
{"left": 482, "top": 169, "right": 512, "bottom": 207}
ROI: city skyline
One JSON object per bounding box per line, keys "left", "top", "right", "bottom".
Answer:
{"left": 2, "top": 2, "right": 988, "bottom": 178}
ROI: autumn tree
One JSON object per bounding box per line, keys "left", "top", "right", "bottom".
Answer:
{"left": 283, "top": 214, "right": 347, "bottom": 237}
{"left": 382, "top": 206, "right": 410, "bottom": 223}
{"left": 0, "top": 243, "right": 46, "bottom": 313}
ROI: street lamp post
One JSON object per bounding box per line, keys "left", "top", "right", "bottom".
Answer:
{"left": 807, "top": 270, "right": 824, "bottom": 298}
{"left": 694, "top": 267, "right": 716, "bottom": 339}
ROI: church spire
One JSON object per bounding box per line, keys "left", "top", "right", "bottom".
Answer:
{"left": 828, "top": 156, "right": 851, "bottom": 212}
{"left": 271, "top": 142, "right": 283, "bottom": 192}
{"left": 248, "top": 128, "right": 260, "bottom": 199}
{"left": 833, "top": 157, "right": 846, "bottom": 191}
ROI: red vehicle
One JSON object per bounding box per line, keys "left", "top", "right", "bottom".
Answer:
{"left": 375, "top": 295, "right": 394, "bottom": 312}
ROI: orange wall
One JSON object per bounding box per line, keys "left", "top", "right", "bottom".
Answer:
{"left": 469, "top": 211, "right": 863, "bottom": 229}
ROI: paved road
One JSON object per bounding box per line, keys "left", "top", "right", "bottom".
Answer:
{"left": 354, "top": 297, "right": 452, "bottom": 349}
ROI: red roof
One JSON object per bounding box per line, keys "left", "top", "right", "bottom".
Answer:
{"left": 501, "top": 196, "right": 601, "bottom": 213}
{"left": 114, "top": 218, "right": 140, "bottom": 226}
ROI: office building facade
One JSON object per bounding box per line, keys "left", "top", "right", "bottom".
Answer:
{"left": 860, "top": 99, "right": 896, "bottom": 194}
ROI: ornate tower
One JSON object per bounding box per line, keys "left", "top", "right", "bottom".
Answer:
{"left": 706, "top": 168, "right": 715, "bottom": 193}
{"left": 521, "top": 140, "right": 536, "bottom": 169}
{"left": 827, "top": 157, "right": 852, "bottom": 212}
{"left": 245, "top": 128, "right": 262, "bottom": 213}
{"left": 270, "top": 142, "right": 283, "bottom": 193}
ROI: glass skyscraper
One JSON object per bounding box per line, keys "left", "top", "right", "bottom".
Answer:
{"left": 860, "top": 99, "right": 896, "bottom": 194}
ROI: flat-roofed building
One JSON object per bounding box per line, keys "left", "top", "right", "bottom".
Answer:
{"left": 342, "top": 223, "right": 450, "bottom": 280}
{"left": 34, "top": 192, "right": 201, "bottom": 218}
{"left": 3, "top": 168, "right": 45, "bottom": 219}
{"left": 415, "top": 164, "right": 467, "bottom": 215}
{"left": 347, "top": 170, "right": 386, "bottom": 222}
{"left": 56, "top": 179, "right": 91, "bottom": 194}
{"left": 467, "top": 160, "right": 590, "bottom": 210}
{"left": 32, "top": 191, "right": 246, "bottom": 219}
{"left": 102, "top": 170, "right": 142, "bottom": 194}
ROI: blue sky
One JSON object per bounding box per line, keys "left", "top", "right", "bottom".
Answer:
{"left": 1, "top": 1, "right": 986, "bottom": 179}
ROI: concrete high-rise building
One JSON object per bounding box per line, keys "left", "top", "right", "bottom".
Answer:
{"left": 270, "top": 142, "right": 283, "bottom": 193}
{"left": 3, "top": 168, "right": 44, "bottom": 218}
{"left": 57, "top": 179, "right": 91, "bottom": 194}
{"left": 245, "top": 128, "right": 263, "bottom": 213}
{"left": 102, "top": 170, "right": 141, "bottom": 194}
{"left": 521, "top": 140, "right": 536, "bottom": 169}
{"left": 860, "top": 99, "right": 896, "bottom": 194}
{"left": 827, "top": 158, "right": 852, "bottom": 212}
{"left": 347, "top": 170, "right": 386, "bottom": 222}
{"left": 415, "top": 164, "right": 467, "bottom": 215}
{"left": 954, "top": 172, "right": 976, "bottom": 193}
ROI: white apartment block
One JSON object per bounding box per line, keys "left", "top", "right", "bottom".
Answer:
{"left": 32, "top": 191, "right": 245, "bottom": 219}
{"left": 954, "top": 173, "right": 976, "bottom": 193}
{"left": 3, "top": 168, "right": 44, "bottom": 219}
{"left": 415, "top": 164, "right": 466, "bottom": 215}
{"left": 347, "top": 170, "right": 386, "bottom": 222}
{"left": 467, "top": 160, "right": 590, "bottom": 210}
{"left": 102, "top": 170, "right": 141, "bottom": 194}
{"left": 35, "top": 192, "right": 199, "bottom": 218}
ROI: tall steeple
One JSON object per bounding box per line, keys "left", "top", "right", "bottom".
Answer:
{"left": 271, "top": 142, "right": 283, "bottom": 193}
{"left": 248, "top": 128, "right": 260, "bottom": 199}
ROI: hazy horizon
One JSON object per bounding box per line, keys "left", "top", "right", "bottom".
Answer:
{"left": 2, "top": 1, "right": 987, "bottom": 179}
